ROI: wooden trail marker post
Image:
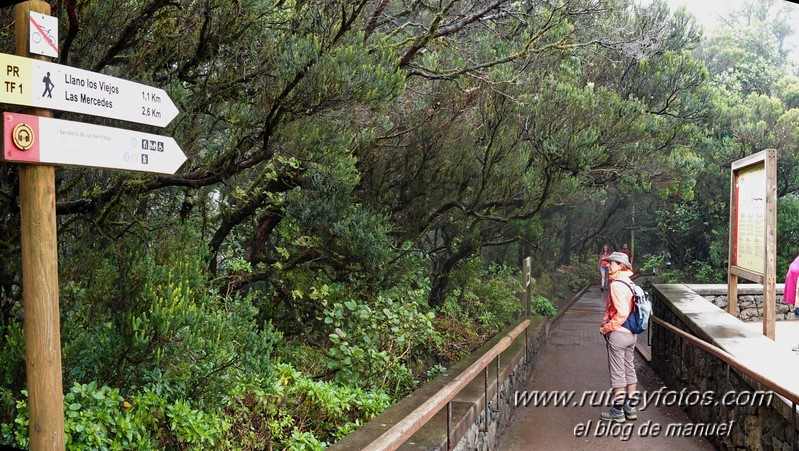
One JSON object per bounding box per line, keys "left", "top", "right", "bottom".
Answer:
{"left": 14, "top": 2, "right": 64, "bottom": 449}
{"left": 522, "top": 257, "right": 532, "bottom": 316}
{"left": 5, "top": 2, "right": 184, "bottom": 448}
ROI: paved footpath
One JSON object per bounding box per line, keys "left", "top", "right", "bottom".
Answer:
{"left": 496, "top": 284, "right": 717, "bottom": 450}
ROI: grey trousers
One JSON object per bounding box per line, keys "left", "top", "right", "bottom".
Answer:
{"left": 606, "top": 330, "right": 638, "bottom": 389}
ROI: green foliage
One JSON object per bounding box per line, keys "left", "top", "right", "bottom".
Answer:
{"left": 653, "top": 260, "right": 726, "bottom": 285}
{"left": 425, "top": 364, "right": 447, "bottom": 380}
{"left": 0, "top": 391, "right": 26, "bottom": 449}
{"left": 424, "top": 259, "right": 529, "bottom": 365}
{"left": 219, "top": 363, "right": 390, "bottom": 448}
{"left": 323, "top": 278, "right": 435, "bottom": 398}
{"left": 286, "top": 430, "right": 326, "bottom": 451}
{"left": 1, "top": 362, "right": 393, "bottom": 450}
{"left": 640, "top": 254, "right": 666, "bottom": 274}
{"left": 2, "top": 383, "right": 227, "bottom": 450}
{"left": 530, "top": 295, "right": 557, "bottom": 318}
{"left": 0, "top": 320, "right": 24, "bottom": 399}
{"left": 59, "top": 232, "right": 280, "bottom": 408}
{"left": 566, "top": 271, "right": 591, "bottom": 293}
{"left": 445, "top": 260, "right": 523, "bottom": 332}
{"left": 1, "top": 229, "right": 291, "bottom": 448}
{"left": 528, "top": 269, "right": 576, "bottom": 307}
{"left": 4, "top": 0, "right": 793, "bottom": 448}
{"left": 774, "top": 75, "right": 799, "bottom": 109}
{"left": 655, "top": 200, "right": 723, "bottom": 267}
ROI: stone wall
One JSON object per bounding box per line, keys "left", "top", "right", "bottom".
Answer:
{"left": 650, "top": 284, "right": 799, "bottom": 450}
{"left": 688, "top": 283, "right": 794, "bottom": 322}
{"left": 453, "top": 335, "right": 542, "bottom": 451}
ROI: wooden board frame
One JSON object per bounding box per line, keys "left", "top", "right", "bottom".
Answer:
{"left": 727, "top": 149, "right": 777, "bottom": 339}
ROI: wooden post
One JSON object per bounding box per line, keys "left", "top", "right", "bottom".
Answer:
{"left": 727, "top": 153, "right": 738, "bottom": 318}
{"left": 727, "top": 273, "right": 738, "bottom": 317}
{"left": 15, "top": 2, "right": 65, "bottom": 449}
{"left": 763, "top": 149, "right": 777, "bottom": 340}
{"left": 522, "top": 257, "right": 532, "bottom": 316}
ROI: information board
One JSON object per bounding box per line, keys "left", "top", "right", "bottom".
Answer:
{"left": 727, "top": 149, "right": 777, "bottom": 339}
{"left": 733, "top": 163, "right": 766, "bottom": 275}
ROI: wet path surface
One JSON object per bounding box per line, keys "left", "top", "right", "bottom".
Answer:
{"left": 496, "top": 284, "right": 717, "bottom": 450}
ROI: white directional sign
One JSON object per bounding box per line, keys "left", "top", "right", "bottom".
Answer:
{"left": 0, "top": 53, "right": 178, "bottom": 127}
{"left": 3, "top": 112, "right": 186, "bottom": 174}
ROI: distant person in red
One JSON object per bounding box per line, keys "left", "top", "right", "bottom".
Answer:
{"left": 599, "top": 244, "right": 611, "bottom": 291}
{"left": 620, "top": 243, "right": 632, "bottom": 266}
{"left": 784, "top": 254, "right": 799, "bottom": 350}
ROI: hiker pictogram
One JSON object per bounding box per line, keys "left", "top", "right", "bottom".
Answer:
{"left": 41, "top": 71, "right": 54, "bottom": 98}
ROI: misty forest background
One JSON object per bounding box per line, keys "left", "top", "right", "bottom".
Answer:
{"left": 3, "top": 0, "right": 799, "bottom": 449}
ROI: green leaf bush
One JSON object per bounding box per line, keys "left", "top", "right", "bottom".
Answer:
{"left": 530, "top": 295, "right": 557, "bottom": 318}
{"left": 323, "top": 276, "right": 436, "bottom": 398}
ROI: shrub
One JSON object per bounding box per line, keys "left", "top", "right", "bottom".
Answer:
{"left": 59, "top": 233, "right": 281, "bottom": 407}
{"left": 530, "top": 295, "right": 557, "bottom": 318}
{"left": 2, "top": 383, "right": 227, "bottom": 450}
{"left": 323, "top": 279, "right": 435, "bottom": 398}
{"left": 220, "top": 363, "right": 391, "bottom": 448}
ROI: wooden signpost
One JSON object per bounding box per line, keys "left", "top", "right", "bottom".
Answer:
{"left": 3, "top": 2, "right": 184, "bottom": 449}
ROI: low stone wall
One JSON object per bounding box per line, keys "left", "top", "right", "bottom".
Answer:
{"left": 650, "top": 284, "right": 799, "bottom": 450}
{"left": 688, "top": 283, "right": 794, "bottom": 322}
{"left": 329, "top": 316, "right": 549, "bottom": 450}
{"left": 453, "top": 322, "right": 545, "bottom": 451}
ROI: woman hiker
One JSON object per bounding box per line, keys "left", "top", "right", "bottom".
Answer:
{"left": 599, "top": 251, "right": 639, "bottom": 423}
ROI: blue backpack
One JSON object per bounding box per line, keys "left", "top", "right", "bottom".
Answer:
{"left": 613, "top": 279, "right": 651, "bottom": 334}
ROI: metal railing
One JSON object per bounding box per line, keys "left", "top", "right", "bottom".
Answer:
{"left": 360, "top": 318, "right": 532, "bottom": 451}
{"left": 651, "top": 315, "right": 799, "bottom": 450}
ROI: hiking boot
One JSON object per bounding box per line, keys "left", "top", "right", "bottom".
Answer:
{"left": 623, "top": 404, "right": 637, "bottom": 420}
{"left": 599, "top": 407, "right": 625, "bottom": 423}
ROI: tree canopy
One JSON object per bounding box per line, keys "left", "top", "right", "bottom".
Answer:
{"left": 2, "top": 0, "right": 799, "bottom": 448}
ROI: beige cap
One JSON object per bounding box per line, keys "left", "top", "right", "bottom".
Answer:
{"left": 601, "top": 251, "right": 631, "bottom": 268}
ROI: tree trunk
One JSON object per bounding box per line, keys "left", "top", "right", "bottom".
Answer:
{"left": 560, "top": 214, "right": 572, "bottom": 266}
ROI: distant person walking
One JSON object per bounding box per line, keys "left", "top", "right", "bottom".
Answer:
{"left": 599, "top": 251, "right": 638, "bottom": 423}
{"left": 620, "top": 243, "right": 633, "bottom": 266}
{"left": 598, "top": 244, "right": 611, "bottom": 291}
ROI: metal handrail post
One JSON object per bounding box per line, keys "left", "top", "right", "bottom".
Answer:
{"left": 525, "top": 327, "right": 529, "bottom": 362}
{"left": 481, "top": 367, "right": 488, "bottom": 432}
{"left": 446, "top": 402, "right": 452, "bottom": 451}
{"left": 792, "top": 402, "right": 796, "bottom": 451}
{"left": 492, "top": 355, "right": 501, "bottom": 413}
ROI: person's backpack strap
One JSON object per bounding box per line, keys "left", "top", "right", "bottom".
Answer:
{"left": 612, "top": 279, "right": 652, "bottom": 334}
{"left": 610, "top": 279, "right": 636, "bottom": 301}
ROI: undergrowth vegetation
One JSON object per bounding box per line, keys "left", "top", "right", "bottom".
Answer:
{"left": 0, "top": 236, "right": 580, "bottom": 449}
